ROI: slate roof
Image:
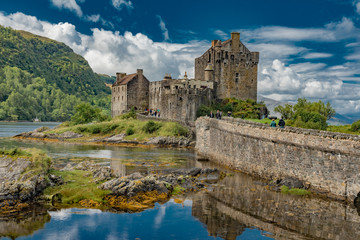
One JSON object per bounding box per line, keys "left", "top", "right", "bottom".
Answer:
{"left": 113, "top": 73, "right": 137, "bottom": 86}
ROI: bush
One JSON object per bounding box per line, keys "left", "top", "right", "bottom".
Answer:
{"left": 120, "top": 107, "right": 137, "bottom": 119}
{"left": 171, "top": 123, "right": 188, "bottom": 137}
{"left": 351, "top": 120, "right": 360, "bottom": 132}
{"left": 126, "top": 127, "right": 134, "bottom": 135}
{"left": 143, "top": 121, "right": 162, "bottom": 133}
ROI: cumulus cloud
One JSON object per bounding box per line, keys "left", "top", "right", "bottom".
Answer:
{"left": 0, "top": 12, "right": 207, "bottom": 81}
{"left": 112, "top": 0, "right": 133, "bottom": 10}
{"left": 50, "top": 0, "right": 83, "bottom": 17}
{"left": 259, "top": 59, "right": 344, "bottom": 102}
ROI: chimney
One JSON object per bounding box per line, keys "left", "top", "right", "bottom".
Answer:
{"left": 230, "top": 32, "right": 240, "bottom": 51}
{"left": 211, "top": 40, "right": 219, "bottom": 47}
{"left": 116, "top": 72, "right": 126, "bottom": 81}
{"left": 231, "top": 32, "right": 240, "bottom": 41}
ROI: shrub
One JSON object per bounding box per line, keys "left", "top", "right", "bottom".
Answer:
{"left": 172, "top": 123, "right": 188, "bottom": 137}
{"left": 143, "top": 121, "right": 161, "bottom": 133}
{"left": 120, "top": 107, "right": 137, "bottom": 119}
{"left": 351, "top": 120, "right": 360, "bottom": 132}
{"left": 126, "top": 127, "right": 134, "bottom": 135}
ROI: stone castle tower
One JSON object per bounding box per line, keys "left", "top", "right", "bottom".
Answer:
{"left": 195, "top": 32, "right": 259, "bottom": 100}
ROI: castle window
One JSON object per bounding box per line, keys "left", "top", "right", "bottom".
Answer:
{"left": 113, "top": 97, "right": 115, "bottom": 101}
{"left": 225, "top": 52, "right": 228, "bottom": 59}
{"left": 193, "top": 85, "right": 196, "bottom": 89}
{"left": 208, "top": 53, "right": 211, "bottom": 62}
{"left": 235, "top": 73, "right": 239, "bottom": 83}
{"left": 231, "top": 55, "right": 234, "bottom": 63}
{"left": 118, "top": 96, "right": 119, "bottom": 101}
{"left": 122, "top": 96, "right": 123, "bottom": 100}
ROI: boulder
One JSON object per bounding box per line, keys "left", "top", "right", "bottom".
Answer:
{"left": 279, "top": 177, "right": 304, "bottom": 189}
{"left": 0, "top": 156, "right": 50, "bottom": 202}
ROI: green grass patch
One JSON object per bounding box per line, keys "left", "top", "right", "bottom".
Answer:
{"left": 171, "top": 185, "right": 185, "bottom": 195}
{"left": 43, "top": 170, "right": 111, "bottom": 205}
{"left": 46, "top": 118, "right": 190, "bottom": 142}
{"left": 280, "top": 185, "right": 311, "bottom": 195}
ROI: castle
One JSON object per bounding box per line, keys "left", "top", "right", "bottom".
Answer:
{"left": 112, "top": 32, "right": 259, "bottom": 121}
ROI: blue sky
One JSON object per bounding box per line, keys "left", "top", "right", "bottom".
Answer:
{"left": 1, "top": 0, "right": 360, "bottom": 117}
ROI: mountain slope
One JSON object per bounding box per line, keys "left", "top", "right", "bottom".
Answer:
{"left": 0, "top": 26, "right": 110, "bottom": 97}
{"left": 0, "top": 25, "right": 112, "bottom": 121}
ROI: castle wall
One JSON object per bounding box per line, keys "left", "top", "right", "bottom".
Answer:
{"left": 195, "top": 117, "right": 360, "bottom": 202}
{"left": 111, "top": 85, "right": 127, "bottom": 117}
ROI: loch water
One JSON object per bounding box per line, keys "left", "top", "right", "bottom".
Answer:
{"left": 1, "top": 122, "right": 360, "bottom": 240}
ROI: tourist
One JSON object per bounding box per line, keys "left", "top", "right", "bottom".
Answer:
{"left": 157, "top": 109, "right": 160, "bottom": 117}
{"left": 270, "top": 119, "right": 276, "bottom": 127}
{"left": 209, "top": 111, "right": 214, "bottom": 118}
{"left": 227, "top": 111, "right": 232, "bottom": 117}
{"left": 278, "top": 117, "right": 285, "bottom": 128}
{"left": 216, "top": 110, "right": 221, "bottom": 120}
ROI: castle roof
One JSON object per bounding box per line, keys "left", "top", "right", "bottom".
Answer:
{"left": 113, "top": 73, "right": 137, "bottom": 86}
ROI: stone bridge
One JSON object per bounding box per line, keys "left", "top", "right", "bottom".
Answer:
{"left": 195, "top": 117, "right": 360, "bottom": 202}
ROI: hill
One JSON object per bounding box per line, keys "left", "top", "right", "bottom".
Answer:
{"left": 0, "top": 26, "right": 113, "bottom": 121}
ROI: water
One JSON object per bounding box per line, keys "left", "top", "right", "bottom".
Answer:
{"left": 0, "top": 122, "right": 61, "bottom": 137}
{"left": 1, "top": 122, "right": 360, "bottom": 240}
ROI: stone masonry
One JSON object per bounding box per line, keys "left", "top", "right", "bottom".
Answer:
{"left": 195, "top": 116, "right": 360, "bottom": 202}
{"left": 195, "top": 32, "right": 259, "bottom": 100}
{"left": 111, "top": 69, "right": 149, "bottom": 117}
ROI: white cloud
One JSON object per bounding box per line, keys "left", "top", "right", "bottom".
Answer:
{"left": 84, "top": 14, "right": 100, "bottom": 22}
{"left": 156, "top": 15, "right": 169, "bottom": 41}
{"left": 302, "top": 52, "right": 333, "bottom": 59}
{"left": 50, "top": 0, "right": 83, "bottom": 17}
{"left": 0, "top": 12, "right": 207, "bottom": 82}
{"left": 239, "top": 17, "right": 359, "bottom": 43}
{"left": 214, "top": 29, "right": 228, "bottom": 40}
{"left": 355, "top": 0, "right": 360, "bottom": 14}
{"left": 112, "top": 0, "right": 133, "bottom": 10}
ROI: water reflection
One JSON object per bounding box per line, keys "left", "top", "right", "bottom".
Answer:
{"left": 2, "top": 170, "right": 360, "bottom": 239}
{"left": 192, "top": 172, "right": 360, "bottom": 240}
{"left": 0, "top": 205, "right": 50, "bottom": 239}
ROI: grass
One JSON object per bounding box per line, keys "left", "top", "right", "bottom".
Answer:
{"left": 171, "top": 185, "right": 185, "bottom": 195}
{"left": 280, "top": 185, "right": 311, "bottom": 195}
{"left": 43, "top": 170, "right": 111, "bottom": 205}
{"left": 1, "top": 147, "right": 52, "bottom": 176}
{"left": 46, "top": 118, "right": 189, "bottom": 142}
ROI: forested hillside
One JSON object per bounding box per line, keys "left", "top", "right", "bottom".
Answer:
{"left": 0, "top": 26, "right": 113, "bottom": 121}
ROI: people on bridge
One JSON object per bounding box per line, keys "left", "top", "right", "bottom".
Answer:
{"left": 209, "top": 111, "right": 214, "bottom": 118}
{"left": 270, "top": 119, "right": 276, "bottom": 127}
{"left": 216, "top": 110, "right": 221, "bottom": 120}
{"left": 278, "top": 117, "right": 285, "bottom": 128}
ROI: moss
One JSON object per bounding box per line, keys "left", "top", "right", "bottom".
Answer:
{"left": 171, "top": 185, "right": 185, "bottom": 195}
{"left": 43, "top": 170, "right": 111, "bottom": 206}
{"left": 280, "top": 185, "right": 311, "bottom": 195}
{"left": 104, "top": 191, "right": 169, "bottom": 212}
